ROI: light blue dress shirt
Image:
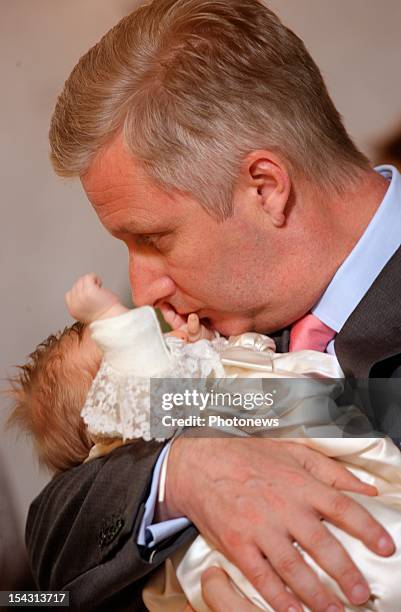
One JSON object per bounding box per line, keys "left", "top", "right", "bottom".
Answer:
{"left": 137, "top": 444, "right": 190, "bottom": 546}
{"left": 138, "top": 165, "right": 401, "bottom": 549}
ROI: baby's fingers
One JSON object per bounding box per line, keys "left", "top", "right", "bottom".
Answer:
{"left": 160, "top": 304, "right": 186, "bottom": 329}
{"left": 82, "top": 273, "right": 102, "bottom": 290}
{"left": 188, "top": 313, "right": 200, "bottom": 336}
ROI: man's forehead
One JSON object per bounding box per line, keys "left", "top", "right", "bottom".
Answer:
{"left": 80, "top": 134, "right": 177, "bottom": 226}
{"left": 82, "top": 136, "right": 155, "bottom": 202}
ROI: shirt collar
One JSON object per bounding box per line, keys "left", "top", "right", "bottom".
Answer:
{"left": 312, "top": 165, "right": 401, "bottom": 332}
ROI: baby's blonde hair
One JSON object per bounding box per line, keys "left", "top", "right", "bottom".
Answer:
{"left": 6, "top": 322, "right": 100, "bottom": 473}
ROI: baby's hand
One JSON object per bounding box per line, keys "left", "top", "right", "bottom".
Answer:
{"left": 65, "top": 274, "right": 127, "bottom": 323}
{"left": 168, "top": 313, "right": 215, "bottom": 342}
{"left": 187, "top": 313, "right": 215, "bottom": 341}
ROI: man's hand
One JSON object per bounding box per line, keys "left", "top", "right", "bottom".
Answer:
{"left": 165, "top": 437, "right": 394, "bottom": 612}
{"left": 65, "top": 273, "right": 126, "bottom": 323}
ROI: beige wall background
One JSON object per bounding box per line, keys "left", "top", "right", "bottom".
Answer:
{"left": 1, "top": 0, "right": 401, "bottom": 552}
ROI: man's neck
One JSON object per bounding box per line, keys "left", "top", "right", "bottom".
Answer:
{"left": 335, "top": 169, "right": 389, "bottom": 240}
{"left": 318, "top": 169, "right": 390, "bottom": 282}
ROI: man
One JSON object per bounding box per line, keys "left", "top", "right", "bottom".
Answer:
{"left": 27, "top": 1, "right": 400, "bottom": 610}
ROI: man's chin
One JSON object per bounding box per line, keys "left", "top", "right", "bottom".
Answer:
{"left": 210, "top": 318, "right": 255, "bottom": 337}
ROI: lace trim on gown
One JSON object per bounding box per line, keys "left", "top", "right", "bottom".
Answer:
{"left": 81, "top": 336, "right": 227, "bottom": 442}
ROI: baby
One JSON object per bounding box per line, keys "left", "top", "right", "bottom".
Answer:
{"left": 7, "top": 273, "right": 214, "bottom": 472}
{"left": 8, "top": 274, "right": 401, "bottom": 611}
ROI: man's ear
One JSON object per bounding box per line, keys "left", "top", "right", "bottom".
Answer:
{"left": 243, "top": 153, "right": 291, "bottom": 227}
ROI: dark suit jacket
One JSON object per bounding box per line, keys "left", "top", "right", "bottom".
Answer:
{"left": 26, "top": 441, "right": 197, "bottom": 611}
{"left": 26, "top": 247, "right": 401, "bottom": 610}
{"left": 0, "top": 457, "right": 33, "bottom": 591}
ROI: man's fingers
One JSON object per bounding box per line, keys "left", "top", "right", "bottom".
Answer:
{"left": 201, "top": 567, "right": 260, "bottom": 612}
{"left": 291, "top": 511, "right": 371, "bottom": 606}
{"left": 327, "top": 465, "right": 378, "bottom": 497}
{"left": 236, "top": 545, "right": 303, "bottom": 612}
{"left": 288, "top": 443, "right": 378, "bottom": 496}
{"left": 258, "top": 534, "right": 344, "bottom": 612}
{"left": 314, "top": 487, "right": 395, "bottom": 557}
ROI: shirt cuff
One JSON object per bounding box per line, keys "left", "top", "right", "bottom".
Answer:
{"left": 137, "top": 442, "right": 191, "bottom": 547}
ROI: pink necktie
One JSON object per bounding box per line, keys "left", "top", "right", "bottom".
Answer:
{"left": 289, "top": 313, "right": 335, "bottom": 352}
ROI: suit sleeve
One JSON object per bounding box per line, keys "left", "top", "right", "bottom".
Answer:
{"left": 26, "top": 441, "right": 197, "bottom": 611}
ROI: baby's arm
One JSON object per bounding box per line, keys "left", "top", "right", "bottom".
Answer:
{"left": 65, "top": 273, "right": 128, "bottom": 323}
{"left": 167, "top": 313, "right": 215, "bottom": 342}
{"left": 66, "top": 273, "right": 171, "bottom": 377}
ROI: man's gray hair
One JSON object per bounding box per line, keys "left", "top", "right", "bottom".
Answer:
{"left": 50, "top": 0, "right": 369, "bottom": 218}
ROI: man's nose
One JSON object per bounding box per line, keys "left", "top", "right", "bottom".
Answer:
{"left": 129, "top": 252, "right": 176, "bottom": 307}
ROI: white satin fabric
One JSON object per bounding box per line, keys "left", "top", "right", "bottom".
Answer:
{"left": 175, "top": 336, "right": 401, "bottom": 612}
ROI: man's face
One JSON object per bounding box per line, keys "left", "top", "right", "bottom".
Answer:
{"left": 81, "top": 135, "right": 326, "bottom": 335}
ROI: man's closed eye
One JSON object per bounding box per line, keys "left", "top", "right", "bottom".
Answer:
{"left": 135, "top": 233, "right": 171, "bottom": 252}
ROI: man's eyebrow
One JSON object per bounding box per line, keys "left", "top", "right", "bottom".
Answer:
{"left": 110, "top": 220, "right": 174, "bottom": 236}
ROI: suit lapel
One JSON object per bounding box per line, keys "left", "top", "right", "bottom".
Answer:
{"left": 335, "top": 246, "right": 401, "bottom": 378}
{"left": 271, "top": 328, "right": 290, "bottom": 353}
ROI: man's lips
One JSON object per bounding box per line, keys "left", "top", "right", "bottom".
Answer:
{"left": 158, "top": 303, "right": 250, "bottom": 336}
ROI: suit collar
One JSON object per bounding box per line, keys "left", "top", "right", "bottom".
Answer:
{"left": 335, "top": 245, "right": 401, "bottom": 378}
